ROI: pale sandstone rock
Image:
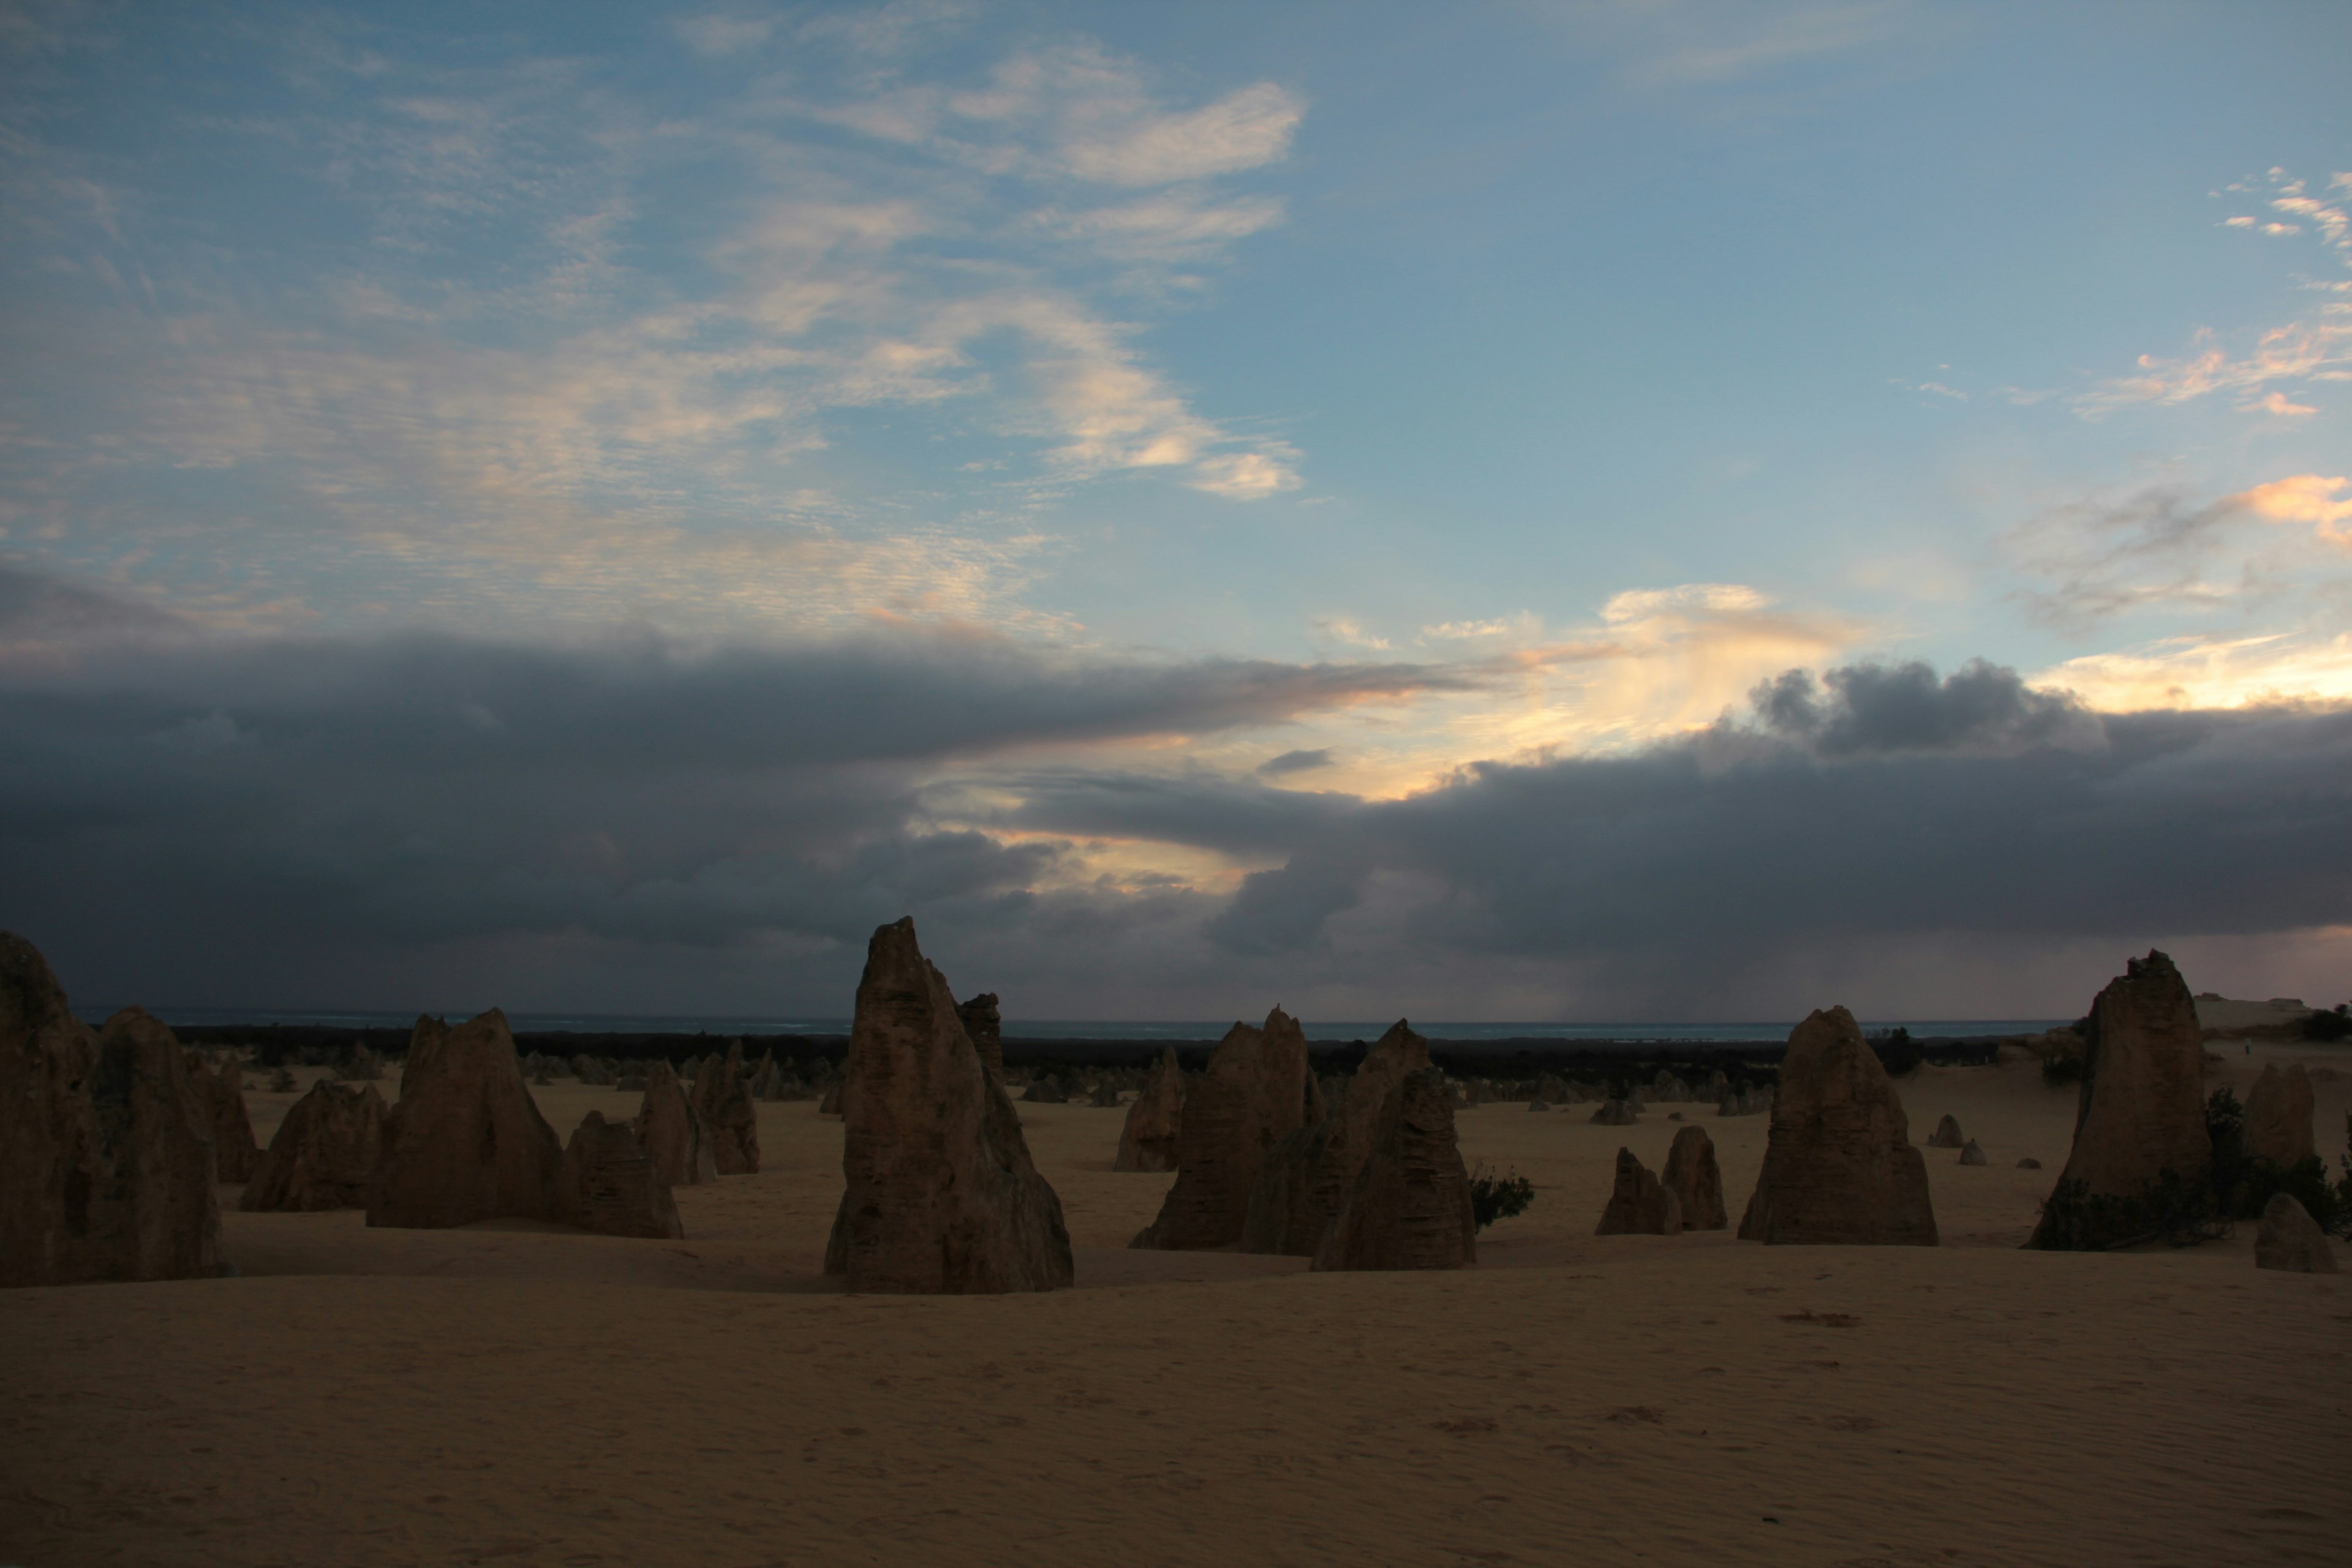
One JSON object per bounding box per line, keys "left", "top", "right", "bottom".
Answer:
{"left": 1089, "top": 1079, "right": 1120, "bottom": 1108}
{"left": 1596, "top": 1145, "right": 1682, "bottom": 1235}
{"left": 632, "top": 1060, "right": 717, "bottom": 1187}
{"left": 823, "top": 919, "right": 1071, "bottom": 1293}
{"left": 2029, "top": 951, "right": 2210, "bottom": 1250}
{"left": 1926, "top": 1113, "right": 1966, "bottom": 1149}
{"left": 559, "top": 1110, "right": 684, "bottom": 1240}
{"left": 367, "top": 1010, "right": 565, "bottom": 1229}
{"left": 818, "top": 1080, "right": 843, "bottom": 1117}
{"left": 241, "top": 1080, "right": 387, "bottom": 1212}
{"left": 1114, "top": 1047, "right": 1185, "bottom": 1174}
{"left": 690, "top": 1042, "right": 761, "bottom": 1175}
{"left": 1, "top": 937, "right": 110, "bottom": 1286}
{"left": 1021, "top": 1078, "right": 1068, "bottom": 1104}
{"left": 1738, "top": 1006, "right": 1937, "bottom": 1247}
{"left": 1311, "top": 1070, "right": 1476, "bottom": 1272}
{"left": 196, "top": 1052, "right": 258, "bottom": 1183}
{"left": 76, "top": 1007, "right": 222, "bottom": 1283}
{"left": 1131, "top": 1008, "right": 1309, "bottom": 1251}
{"left": 1662, "top": 1124, "right": 1727, "bottom": 1231}
{"left": 1590, "top": 1098, "right": 1638, "bottom": 1126}
{"left": 1244, "top": 1020, "right": 1431, "bottom": 1257}
{"left": 1959, "top": 1139, "right": 1988, "bottom": 1166}
{"left": 2016, "top": 1157, "right": 2043, "bottom": 1170}
{"left": 2242, "top": 1062, "right": 2317, "bottom": 1169}
{"left": 2253, "top": 1191, "right": 2339, "bottom": 1273}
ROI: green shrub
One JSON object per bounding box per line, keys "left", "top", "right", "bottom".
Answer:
{"left": 1869, "top": 1027, "right": 1923, "bottom": 1078}
{"left": 2305, "top": 1004, "right": 2351, "bottom": 1042}
{"left": 1467, "top": 1165, "right": 1536, "bottom": 1231}
{"left": 2030, "top": 1167, "right": 2220, "bottom": 1251}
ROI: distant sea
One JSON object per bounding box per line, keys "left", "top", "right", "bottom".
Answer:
{"left": 101, "top": 1006, "right": 2069, "bottom": 1044}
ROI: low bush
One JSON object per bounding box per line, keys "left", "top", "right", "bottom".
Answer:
{"left": 2304, "top": 1004, "right": 2351, "bottom": 1042}
{"left": 1869, "top": 1027, "right": 1922, "bottom": 1079}
{"left": 1467, "top": 1165, "right": 1536, "bottom": 1231}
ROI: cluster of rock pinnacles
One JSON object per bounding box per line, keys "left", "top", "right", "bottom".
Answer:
{"left": 4, "top": 927, "right": 2338, "bottom": 1289}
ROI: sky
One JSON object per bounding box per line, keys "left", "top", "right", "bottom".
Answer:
{"left": 2, "top": 0, "right": 2350, "bottom": 1022}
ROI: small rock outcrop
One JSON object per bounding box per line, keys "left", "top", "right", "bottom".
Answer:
{"left": 1245, "top": 1020, "right": 1431, "bottom": 1257}
{"left": 367, "top": 1009, "right": 565, "bottom": 1229}
{"left": 1661, "top": 1124, "right": 1727, "bottom": 1230}
{"left": 1959, "top": 1139, "right": 1987, "bottom": 1166}
{"left": 1311, "top": 1070, "right": 1476, "bottom": 1272}
{"left": 558, "top": 1111, "right": 684, "bottom": 1239}
{"left": 2017, "top": 1156, "right": 2043, "bottom": 1169}
{"left": 632, "top": 1060, "right": 717, "bottom": 1188}
{"left": 1926, "top": 1114, "right": 1965, "bottom": 1149}
{"left": 1596, "top": 1146, "right": 1682, "bottom": 1235}
{"left": 2253, "top": 1191, "right": 2339, "bottom": 1273}
{"left": 823, "top": 919, "right": 1072, "bottom": 1293}
{"left": 2029, "top": 951, "right": 2211, "bottom": 1250}
{"left": 1132, "top": 1008, "right": 1310, "bottom": 1251}
{"left": 1114, "top": 1047, "right": 1185, "bottom": 1172}
{"left": 956, "top": 993, "right": 1004, "bottom": 1079}
{"left": 1089, "top": 1079, "right": 1120, "bottom": 1108}
{"left": 1590, "top": 1098, "right": 1638, "bottom": 1126}
{"left": 241, "top": 1079, "right": 388, "bottom": 1212}
{"left": 690, "top": 1043, "right": 760, "bottom": 1175}
{"left": 1020, "top": 1078, "right": 1068, "bottom": 1104}
{"left": 78, "top": 1007, "right": 222, "bottom": 1283}
{"left": 1738, "top": 1006, "right": 1938, "bottom": 1246}
{"left": 2242, "top": 1063, "right": 2317, "bottom": 1168}
{"left": 196, "top": 1053, "right": 260, "bottom": 1183}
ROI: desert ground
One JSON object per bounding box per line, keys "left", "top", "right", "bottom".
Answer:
{"left": 2, "top": 1043, "right": 2345, "bottom": 1567}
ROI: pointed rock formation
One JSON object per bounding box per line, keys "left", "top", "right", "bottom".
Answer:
{"left": 1245, "top": 1019, "right": 1431, "bottom": 1257}
{"left": 65, "top": 1007, "right": 223, "bottom": 1283}
{"left": 1662, "top": 1124, "right": 1727, "bottom": 1230}
{"left": 559, "top": 1111, "right": 684, "bottom": 1240}
{"left": 1589, "top": 1098, "right": 1638, "bottom": 1126}
{"left": 823, "top": 919, "right": 1071, "bottom": 1293}
{"left": 2, "top": 937, "right": 105, "bottom": 1286}
{"left": 688, "top": 1042, "right": 760, "bottom": 1175}
{"left": 241, "top": 1080, "right": 387, "bottom": 1212}
{"left": 366, "top": 1010, "right": 565, "bottom": 1229}
{"left": 1596, "top": 1146, "right": 1682, "bottom": 1235}
{"left": 194, "top": 1054, "right": 259, "bottom": 1183}
{"left": 1020, "top": 1077, "right": 1068, "bottom": 1104}
{"left": 632, "top": 1060, "right": 717, "bottom": 1188}
{"left": 1738, "top": 1006, "right": 1938, "bottom": 1246}
{"left": 1114, "top": 1047, "right": 1185, "bottom": 1173}
{"left": 1131, "top": 1007, "right": 1310, "bottom": 1251}
{"left": 1926, "top": 1114, "right": 1965, "bottom": 1149}
{"left": 2029, "top": 951, "right": 2210, "bottom": 1250}
{"left": 2254, "top": 1191, "right": 2339, "bottom": 1273}
{"left": 818, "top": 1079, "right": 843, "bottom": 1117}
{"left": 1959, "top": 1139, "right": 1988, "bottom": 1166}
{"left": 1310, "top": 1070, "right": 1476, "bottom": 1271}
{"left": 2242, "top": 1063, "right": 2316, "bottom": 1168}
{"left": 956, "top": 993, "right": 1003, "bottom": 1079}
{"left": 1089, "top": 1079, "right": 1120, "bottom": 1108}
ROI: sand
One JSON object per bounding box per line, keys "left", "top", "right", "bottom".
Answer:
{"left": 2, "top": 1047, "right": 2346, "bottom": 1566}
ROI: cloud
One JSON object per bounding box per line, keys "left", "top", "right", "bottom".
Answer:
{"left": 676, "top": 14, "right": 775, "bottom": 58}
{"left": 1749, "top": 660, "right": 2101, "bottom": 756}
{"left": 1256, "top": 748, "right": 1333, "bottom": 777}
{"left": 2075, "top": 322, "right": 2352, "bottom": 416}
{"left": 2241, "top": 390, "right": 2319, "bottom": 417}
{"left": 1526, "top": 1, "right": 1913, "bottom": 88}
{"left": 2034, "top": 631, "right": 2352, "bottom": 712}
{"left": 2233, "top": 473, "right": 2352, "bottom": 546}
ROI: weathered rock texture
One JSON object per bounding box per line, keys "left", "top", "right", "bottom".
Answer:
{"left": 633, "top": 1060, "right": 717, "bottom": 1187}
{"left": 1131, "top": 1008, "right": 1310, "bottom": 1251}
{"left": 1926, "top": 1114, "right": 1965, "bottom": 1149}
{"left": 559, "top": 1112, "right": 684, "bottom": 1240}
{"left": 202, "top": 1056, "right": 259, "bottom": 1183}
{"left": 72, "top": 1007, "right": 223, "bottom": 1283}
{"left": 2242, "top": 1063, "right": 2317, "bottom": 1168}
{"left": 956, "top": 993, "right": 1003, "bottom": 1079}
{"left": 1959, "top": 1139, "right": 1988, "bottom": 1166}
{"left": 1596, "top": 1145, "right": 1682, "bottom": 1235}
{"left": 823, "top": 919, "right": 1072, "bottom": 1293}
{"left": 3, "top": 935, "right": 108, "bottom": 1288}
{"left": 1590, "top": 1098, "right": 1638, "bottom": 1126}
{"left": 1020, "top": 1078, "right": 1068, "bottom": 1104}
{"left": 367, "top": 1010, "right": 565, "bottom": 1229}
{"left": 1662, "top": 1124, "right": 1727, "bottom": 1230}
{"left": 241, "top": 1080, "right": 386, "bottom": 1212}
{"left": 1311, "top": 1071, "right": 1476, "bottom": 1272}
{"left": 1089, "top": 1079, "right": 1121, "bottom": 1108}
{"left": 2029, "top": 951, "right": 2210, "bottom": 1250}
{"left": 2254, "top": 1192, "right": 2339, "bottom": 1273}
{"left": 1738, "top": 1006, "right": 1938, "bottom": 1246}
{"left": 1245, "top": 1019, "right": 1431, "bottom": 1256}
{"left": 690, "top": 1043, "right": 760, "bottom": 1175}
{"left": 1114, "top": 1047, "right": 1185, "bottom": 1173}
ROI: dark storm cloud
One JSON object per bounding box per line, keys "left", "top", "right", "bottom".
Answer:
{"left": 1749, "top": 658, "right": 2103, "bottom": 756}
{"left": 1256, "top": 748, "right": 1332, "bottom": 777}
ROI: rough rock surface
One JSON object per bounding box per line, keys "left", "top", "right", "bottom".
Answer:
{"left": 1311, "top": 1070, "right": 1476, "bottom": 1272}
{"left": 1738, "top": 1006, "right": 1938, "bottom": 1246}
{"left": 367, "top": 1009, "right": 565, "bottom": 1229}
{"left": 72, "top": 1007, "right": 223, "bottom": 1283}
{"left": 190, "top": 1055, "right": 259, "bottom": 1183}
{"left": 241, "top": 1080, "right": 388, "bottom": 1212}
{"left": 2029, "top": 951, "right": 2210, "bottom": 1250}
{"left": 823, "top": 919, "right": 1072, "bottom": 1293}
{"left": 1926, "top": 1114, "right": 1966, "bottom": 1149}
{"left": 1245, "top": 1020, "right": 1432, "bottom": 1257}
{"left": 1089, "top": 1080, "right": 1121, "bottom": 1108}
{"left": 2253, "top": 1191, "right": 2339, "bottom": 1273}
{"left": 956, "top": 993, "right": 1004, "bottom": 1079}
{"left": 1596, "top": 1145, "right": 1683, "bottom": 1235}
{"left": 2, "top": 938, "right": 104, "bottom": 1286}
{"left": 1131, "top": 1008, "right": 1310, "bottom": 1250}
{"left": 2242, "top": 1063, "right": 2317, "bottom": 1169}
{"left": 1020, "top": 1079, "right": 1068, "bottom": 1104}
{"left": 1589, "top": 1098, "right": 1638, "bottom": 1126}
{"left": 559, "top": 1111, "right": 684, "bottom": 1240}
{"left": 1661, "top": 1125, "right": 1727, "bottom": 1230}
{"left": 1959, "top": 1139, "right": 1988, "bottom": 1166}
{"left": 632, "top": 1060, "right": 717, "bottom": 1188}
{"left": 690, "top": 1043, "right": 761, "bottom": 1175}
{"left": 1114, "top": 1047, "right": 1185, "bottom": 1173}
{"left": 2017, "top": 1157, "right": 2043, "bottom": 1169}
